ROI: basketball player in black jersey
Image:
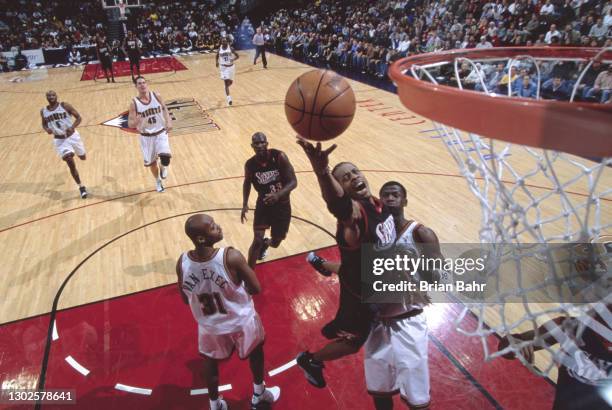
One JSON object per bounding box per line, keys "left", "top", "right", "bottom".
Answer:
{"left": 123, "top": 31, "right": 142, "bottom": 83}
{"left": 241, "top": 132, "right": 297, "bottom": 269}
{"left": 96, "top": 35, "right": 115, "bottom": 83}
{"left": 295, "top": 137, "right": 397, "bottom": 389}
{"left": 498, "top": 306, "right": 611, "bottom": 410}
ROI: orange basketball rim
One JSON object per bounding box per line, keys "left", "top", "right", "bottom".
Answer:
{"left": 389, "top": 47, "right": 612, "bottom": 159}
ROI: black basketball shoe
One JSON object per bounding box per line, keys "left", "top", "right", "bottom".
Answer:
{"left": 258, "top": 237, "right": 270, "bottom": 260}
{"left": 306, "top": 252, "right": 332, "bottom": 276}
{"left": 296, "top": 351, "right": 326, "bottom": 388}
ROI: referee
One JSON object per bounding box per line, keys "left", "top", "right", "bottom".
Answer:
{"left": 252, "top": 27, "right": 267, "bottom": 69}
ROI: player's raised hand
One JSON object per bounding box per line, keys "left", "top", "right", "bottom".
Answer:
{"left": 296, "top": 136, "right": 337, "bottom": 175}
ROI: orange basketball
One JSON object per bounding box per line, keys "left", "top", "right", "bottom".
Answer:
{"left": 284, "top": 69, "right": 356, "bottom": 141}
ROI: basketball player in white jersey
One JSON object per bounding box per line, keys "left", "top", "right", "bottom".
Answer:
{"left": 127, "top": 76, "right": 173, "bottom": 193}
{"left": 307, "top": 181, "right": 442, "bottom": 409}
{"left": 40, "top": 90, "right": 88, "bottom": 199}
{"left": 215, "top": 37, "right": 239, "bottom": 106}
{"left": 177, "top": 214, "right": 281, "bottom": 410}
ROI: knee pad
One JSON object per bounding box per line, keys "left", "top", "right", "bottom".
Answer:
{"left": 159, "top": 155, "right": 171, "bottom": 166}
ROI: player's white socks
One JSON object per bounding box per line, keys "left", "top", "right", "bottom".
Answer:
{"left": 254, "top": 383, "right": 265, "bottom": 395}
{"left": 155, "top": 178, "right": 164, "bottom": 193}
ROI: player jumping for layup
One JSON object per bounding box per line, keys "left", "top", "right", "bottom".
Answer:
{"left": 41, "top": 90, "right": 88, "bottom": 199}
{"left": 295, "top": 138, "right": 396, "bottom": 388}
{"left": 215, "top": 36, "right": 239, "bottom": 106}
{"left": 242, "top": 132, "right": 297, "bottom": 269}
{"left": 177, "top": 214, "right": 281, "bottom": 410}
{"left": 128, "top": 76, "right": 173, "bottom": 193}
{"left": 309, "top": 181, "right": 442, "bottom": 409}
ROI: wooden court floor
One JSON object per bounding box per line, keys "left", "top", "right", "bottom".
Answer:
{"left": 0, "top": 52, "right": 609, "bottom": 382}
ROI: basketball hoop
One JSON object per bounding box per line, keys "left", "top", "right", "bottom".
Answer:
{"left": 389, "top": 47, "right": 611, "bottom": 383}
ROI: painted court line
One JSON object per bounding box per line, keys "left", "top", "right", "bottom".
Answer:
{"left": 190, "top": 384, "right": 233, "bottom": 395}
{"left": 114, "top": 383, "right": 153, "bottom": 395}
{"left": 52, "top": 320, "right": 58, "bottom": 341}
{"left": 268, "top": 359, "right": 297, "bottom": 376}
{"left": 65, "top": 356, "right": 89, "bottom": 376}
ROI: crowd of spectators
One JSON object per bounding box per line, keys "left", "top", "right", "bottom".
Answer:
{"left": 0, "top": 0, "right": 241, "bottom": 68}
{"left": 0, "top": 0, "right": 107, "bottom": 51}
{"left": 263, "top": 0, "right": 611, "bottom": 101}
{"left": 0, "top": 0, "right": 610, "bottom": 102}
{"left": 441, "top": 56, "right": 612, "bottom": 102}
{"left": 130, "top": 0, "right": 240, "bottom": 56}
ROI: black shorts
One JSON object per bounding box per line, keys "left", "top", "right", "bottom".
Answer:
{"left": 128, "top": 52, "right": 140, "bottom": 65}
{"left": 100, "top": 57, "right": 112, "bottom": 70}
{"left": 321, "top": 285, "right": 373, "bottom": 348}
{"left": 253, "top": 200, "right": 291, "bottom": 240}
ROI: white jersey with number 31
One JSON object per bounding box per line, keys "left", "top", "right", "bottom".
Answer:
{"left": 181, "top": 248, "right": 256, "bottom": 334}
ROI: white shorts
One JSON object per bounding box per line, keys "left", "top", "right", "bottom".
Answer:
{"left": 364, "top": 311, "right": 430, "bottom": 407}
{"left": 139, "top": 131, "right": 171, "bottom": 166}
{"left": 198, "top": 313, "right": 265, "bottom": 360}
{"left": 53, "top": 131, "right": 86, "bottom": 158}
{"left": 220, "top": 64, "right": 235, "bottom": 81}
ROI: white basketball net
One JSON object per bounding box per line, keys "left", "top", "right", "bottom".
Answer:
{"left": 410, "top": 52, "right": 612, "bottom": 384}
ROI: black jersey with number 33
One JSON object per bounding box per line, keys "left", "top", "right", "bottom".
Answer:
{"left": 246, "top": 149, "right": 286, "bottom": 202}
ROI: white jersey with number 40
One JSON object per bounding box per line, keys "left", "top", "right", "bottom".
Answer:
{"left": 181, "top": 248, "right": 256, "bottom": 334}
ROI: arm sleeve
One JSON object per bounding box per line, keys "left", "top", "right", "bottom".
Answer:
{"left": 327, "top": 193, "right": 354, "bottom": 221}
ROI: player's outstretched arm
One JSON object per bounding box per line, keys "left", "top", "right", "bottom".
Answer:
{"left": 215, "top": 49, "right": 220, "bottom": 67}
{"left": 175, "top": 256, "right": 189, "bottom": 305}
{"left": 227, "top": 247, "right": 261, "bottom": 295}
{"left": 296, "top": 137, "right": 344, "bottom": 205}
